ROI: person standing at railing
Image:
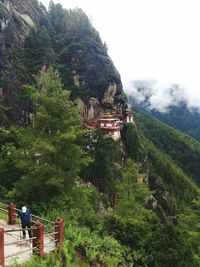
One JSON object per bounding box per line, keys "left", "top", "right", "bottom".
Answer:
{"left": 18, "top": 206, "right": 32, "bottom": 239}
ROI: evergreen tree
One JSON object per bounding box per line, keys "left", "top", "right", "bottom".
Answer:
{"left": 88, "top": 132, "right": 121, "bottom": 196}
{"left": 10, "top": 68, "right": 91, "bottom": 203}
{"left": 23, "top": 26, "right": 54, "bottom": 78}
{"left": 122, "top": 123, "right": 143, "bottom": 161}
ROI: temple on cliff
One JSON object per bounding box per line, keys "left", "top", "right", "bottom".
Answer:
{"left": 98, "top": 113, "right": 122, "bottom": 141}
{"left": 79, "top": 97, "right": 134, "bottom": 141}
{"left": 125, "top": 108, "right": 134, "bottom": 123}
{"left": 84, "top": 109, "right": 134, "bottom": 141}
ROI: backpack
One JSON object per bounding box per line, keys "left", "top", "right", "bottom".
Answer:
{"left": 20, "top": 208, "right": 31, "bottom": 224}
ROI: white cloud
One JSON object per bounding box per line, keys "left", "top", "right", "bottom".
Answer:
{"left": 41, "top": 0, "right": 200, "bottom": 107}
{"left": 125, "top": 79, "right": 200, "bottom": 112}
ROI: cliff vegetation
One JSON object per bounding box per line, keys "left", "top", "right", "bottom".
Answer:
{"left": 0, "top": 1, "right": 200, "bottom": 266}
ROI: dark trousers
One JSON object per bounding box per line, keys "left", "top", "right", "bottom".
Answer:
{"left": 22, "top": 222, "right": 32, "bottom": 238}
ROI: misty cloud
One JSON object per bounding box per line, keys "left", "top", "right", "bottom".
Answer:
{"left": 41, "top": 0, "right": 200, "bottom": 109}
{"left": 125, "top": 79, "right": 196, "bottom": 113}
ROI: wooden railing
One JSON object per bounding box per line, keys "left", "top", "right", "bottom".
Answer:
{"left": 0, "top": 202, "right": 64, "bottom": 267}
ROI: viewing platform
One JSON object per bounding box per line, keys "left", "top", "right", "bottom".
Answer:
{"left": 0, "top": 202, "right": 64, "bottom": 267}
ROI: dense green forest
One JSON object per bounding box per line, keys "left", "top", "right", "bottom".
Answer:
{"left": 150, "top": 102, "right": 200, "bottom": 142}
{"left": 131, "top": 100, "right": 200, "bottom": 187}
{"left": 2, "top": 68, "right": 199, "bottom": 267}
{"left": 0, "top": 1, "right": 200, "bottom": 266}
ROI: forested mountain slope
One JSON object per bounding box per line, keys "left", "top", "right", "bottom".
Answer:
{"left": 127, "top": 83, "right": 200, "bottom": 141}
{"left": 150, "top": 102, "right": 200, "bottom": 141}
{"left": 0, "top": 1, "right": 200, "bottom": 266}
{"left": 131, "top": 100, "right": 200, "bottom": 186}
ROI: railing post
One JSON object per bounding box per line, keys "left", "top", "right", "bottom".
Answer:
{"left": 8, "top": 203, "right": 16, "bottom": 225}
{"left": 55, "top": 218, "right": 64, "bottom": 245}
{"left": 114, "top": 192, "right": 118, "bottom": 210}
{"left": 0, "top": 228, "right": 4, "bottom": 267}
{"left": 33, "top": 221, "right": 44, "bottom": 257}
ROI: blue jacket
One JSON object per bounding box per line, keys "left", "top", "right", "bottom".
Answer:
{"left": 19, "top": 208, "right": 31, "bottom": 224}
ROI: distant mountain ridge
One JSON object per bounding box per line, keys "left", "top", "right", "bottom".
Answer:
{"left": 127, "top": 81, "right": 200, "bottom": 141}
{"left": 150, "top": 102, "right": 200, "bottom": 141}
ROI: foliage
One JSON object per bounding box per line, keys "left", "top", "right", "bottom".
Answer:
{"left": 151, "top": 102, "right": 200, "bottom": 142}
{"left": 64, "top": 225, "right": 123, "bottom": 266}
{"left": 178, "top": 196, "right": 200, "bottom": 266}
{"left": 128, "top": 103, "right": 199, "bottom": 207}
{"left": 129, "top": 86, "right": 200, "bottom": 141}
{"left": 103, "top": 159, "right": 194, "bottom": 266}
{"left": 116, "top": 160, "right": 150, "bottom": 215}
{"left": 121, "top": 123, "right": 144, "bottom": 161}
{"left": 0, "top": 126, "right": 35, "bottom": 195}
{"left": 131, "top": 101, "right": 200, "bottom": 185}
{"left": 149, "top": 222, "right": 195, "bottom": 267}
{"left": 144, "top": 137, "right": 198, "bottom": 205}
{"left": 84, "top": 132, "right": 121, "bottom": 196}
{"left": 5, "top": 68, "right": 91, "bottom": 203}
{"left": 23, "top": 26, "right": 54, "bottom": 77}
{"left": 0, "top": 1, "right": 200, "bottom": 266}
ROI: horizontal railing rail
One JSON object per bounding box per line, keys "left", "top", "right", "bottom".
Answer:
{"left": 5, "top": 227, "right": 36, "bottom": 233}
{"left": 5, "top": 237, "right": 37, "bottom": 246}
{"left": 0, "top": 202, "right": 8, "bottom": 207}
{"left": 31, "top": 214, "right": 54, "bottom": 224}
{"left": 5, "top": 246, "right": 38, "bottom": 260}
{"left": 44, "top": 239, "right": 58, "bottom": 247}
{"left": 44, "top": 231, "right": 58, "bottom": 238}
{"left": 0, "top": 208, "right": 7, "bottom": 213}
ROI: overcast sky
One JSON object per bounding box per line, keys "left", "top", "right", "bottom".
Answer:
{"left": 41, "top": 0, "right": 200, "bottom": 108}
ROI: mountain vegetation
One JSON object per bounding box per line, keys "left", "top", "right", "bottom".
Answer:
{"left": 151, "top": 102, "right": 200, "bottom": 142}
{"left": 0, "top": 1, "right": 200, "bottom": 266}
{"left": 128, "top": 82, "right": 200, "bottom": 141}
{"left": 130, "top": 99, "right": 200, "bottom": 187}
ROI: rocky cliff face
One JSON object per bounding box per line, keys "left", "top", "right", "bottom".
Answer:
{"left": 0, "top": 0, "right": 46, "bottom": 123}
{"left": 0, "top": 0, "right": 125, "bottom": 125}
{"left": 49, "top": 4, "right": 125, "bottom": 109}
{"left": 0, "top": 0, "right": 45, "bottom": 32}
{"left": 0, "top": 0, "right": 46, "bottom": 71}
{"left": 60, "top": 36, "right": 124, "bottom": 110}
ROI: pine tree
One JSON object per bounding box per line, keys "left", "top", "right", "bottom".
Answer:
{"left": 10, "top": 67, "right": 91, "bottom": 203}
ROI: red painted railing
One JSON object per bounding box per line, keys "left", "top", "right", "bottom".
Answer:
{"left": 0, "top": 202, "right": 64, "bottom": 267}
{"left": 8, "top": 203, "right": 16, "bottom": 225}
{"left": 0, "top": 228, "right": 4, "bottom": 267}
